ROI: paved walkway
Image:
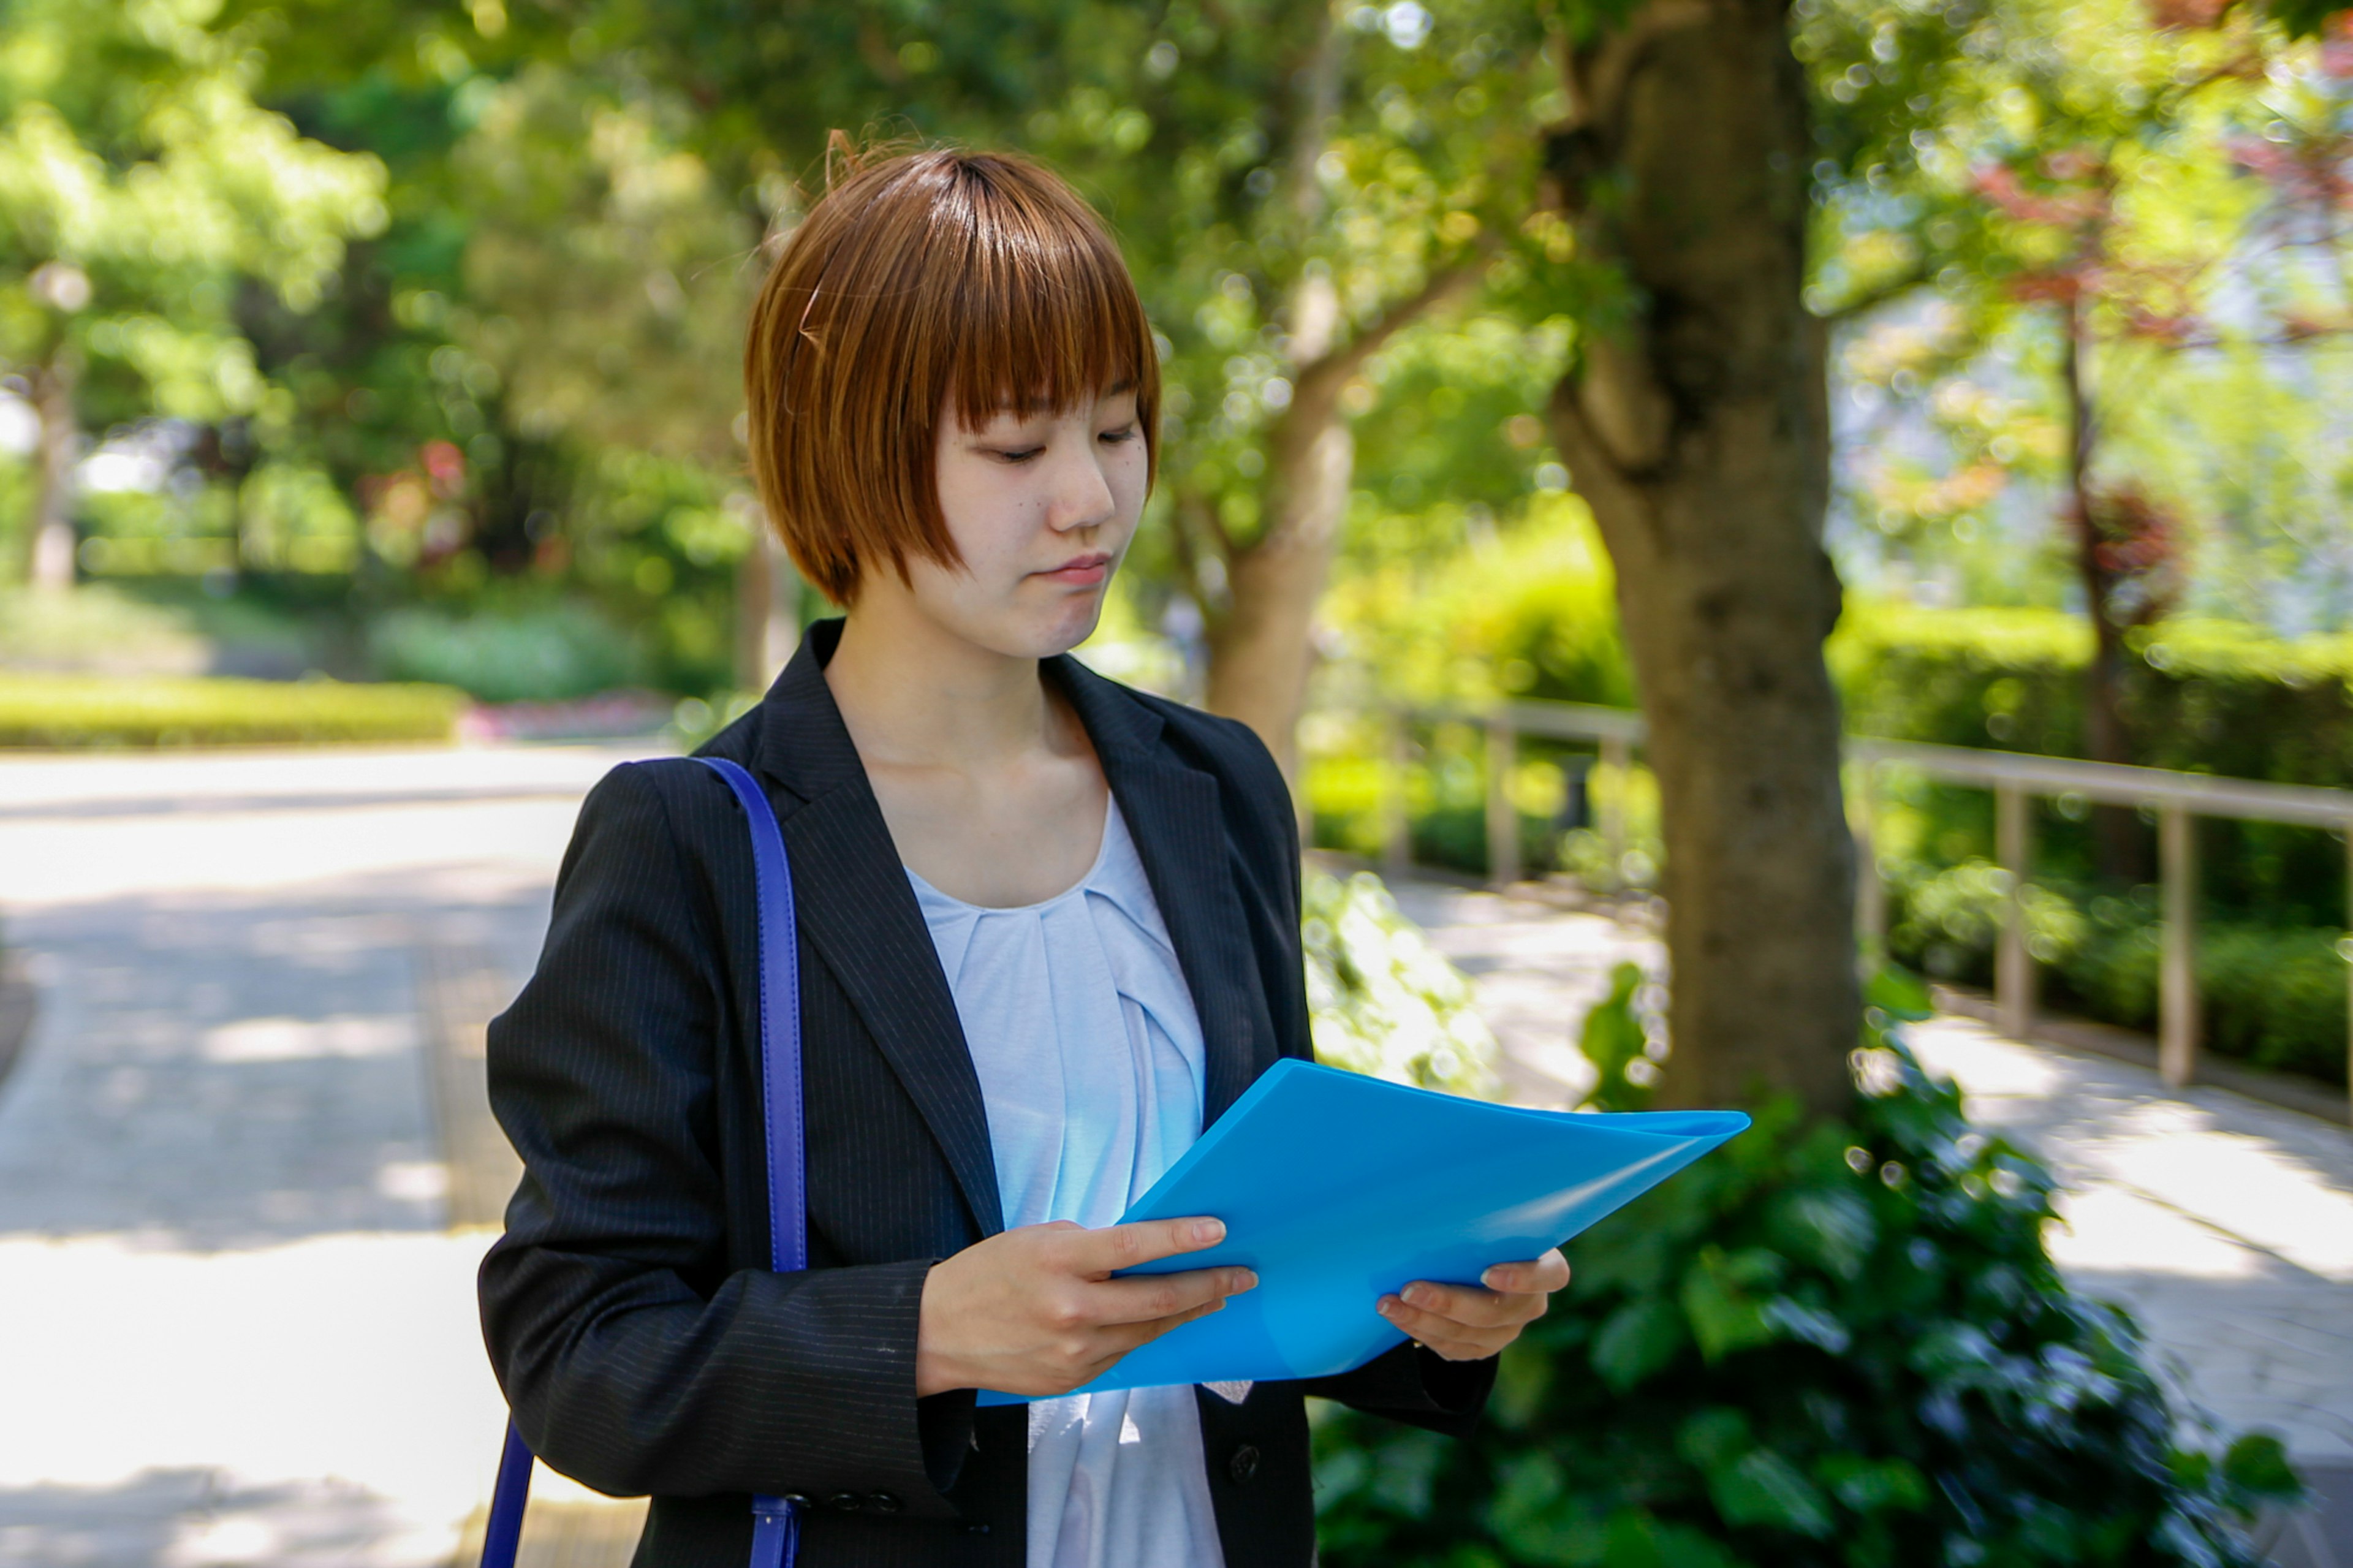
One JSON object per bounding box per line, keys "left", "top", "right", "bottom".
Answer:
{"left": 1, "top": 753, "right": 2346, "bottom": 1566}
{"left": 0, "top": 744, "right": 654, "bottom": 1568}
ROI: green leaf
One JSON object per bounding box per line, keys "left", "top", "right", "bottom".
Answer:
{"left": 1489, "top": 1453, "right": 1610, "bottom": 1567}
{"left": 1816, "top": 1454, "right": 1931, "bottom": 1514}
{"left": 1601, "top": 1510, "right": 1749, "bottom": 1568}
{"left": 1591, "top": 1294, "right": 1687, "bottom": 1392}
{"left": 1708, "top": 1450, "right": 1836, "bottom": 1539}
{"left": 1675, "top": 1407, "right": 1755, "bottom": 1472}
{"left": 1680, "top": 1248, "right": 1781, "bottom": 1362}
{"left": 2221, "top": 1432, "right": 2303, "bottom": 1500}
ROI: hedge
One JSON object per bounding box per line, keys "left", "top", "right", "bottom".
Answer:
{"left": 1830, "top": 605, "right": 2353, "bottom": 786}
{"left": 0, "top": 673, "right": 469, "bottom": 748}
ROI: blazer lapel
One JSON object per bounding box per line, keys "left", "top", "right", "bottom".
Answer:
{"left": 751, "top": 626, "right": 1006, "bottom": 1238}
{"left": 1052, "top": 661, "right": 1274, "bottom": 1129}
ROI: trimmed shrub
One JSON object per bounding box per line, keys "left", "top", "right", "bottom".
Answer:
{"left": 0, "top": 673, "right": 467, "bottom": 748}
{"left": 1830, "top": 604, "right": 2353, "bottom": 786}
{"left": 1311, "top": 974, "right": 2300, "bottom": 1567}
{"left": 368, "top": 602, "right": 641, "bottom": 704}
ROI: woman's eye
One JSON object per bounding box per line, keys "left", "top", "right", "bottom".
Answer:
{"left": 1098, "top": 424, "right": 1140, "bottom": 444}
{"left": 992, "top": 446, "right": 1045, "bottom": 464}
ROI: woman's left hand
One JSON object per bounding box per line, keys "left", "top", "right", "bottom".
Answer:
{"left": 1376, "top": 1248, "right": 1571, "bottom": 1362}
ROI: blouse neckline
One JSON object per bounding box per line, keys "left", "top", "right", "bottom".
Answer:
{"left": 903, "top": 794, "right": 1121, "bottom": 915}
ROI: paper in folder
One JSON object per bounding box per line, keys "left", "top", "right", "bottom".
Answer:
{"left": 979, "top": 1058, "right": 1748, "bottom": 1403}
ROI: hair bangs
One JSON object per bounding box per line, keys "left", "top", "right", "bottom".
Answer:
{"left": 939, "top": 165, "right": 1154, "bottom": 429}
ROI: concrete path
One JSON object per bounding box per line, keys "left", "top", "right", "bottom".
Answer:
{"left": 1398, "top": 879, "right": 2353, "bottom": 1568}
{"left": 2, "top": 750, "right": 2346, "bottom": 1566}
{"left": 0, "top": 744, "right": 655, "bottom": 1568}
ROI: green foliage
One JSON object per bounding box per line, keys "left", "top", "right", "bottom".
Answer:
{"left": 0, "top": 671, "right": 464, "bottom": 747}
{"left": 366, "top": 599, "right": 639, "bottom": 703}
{"left": 1889, "top": 865, "right": 2351, "bottom": 1084}
{"left": 1833, "top": 604, "right": 2353, "bottom": 784}
{"left": 1312, "top": 977, "right": 2300, "bottom": 1567}
{"left": 1303, "top": 869, "right": 1498, "bottom": 1097}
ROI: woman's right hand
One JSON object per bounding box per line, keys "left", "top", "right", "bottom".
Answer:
{"left": 914, "top": 1217, "right": 1257, "bottom": 1398}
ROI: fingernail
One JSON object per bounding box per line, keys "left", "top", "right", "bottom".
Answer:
{"left": 1404, "top": 1284, "right": 1431, "bottom": 1306}
{"left": 1191, "top": 1219, "right": 1224, "bottom": 1245}
{"left": 1233, "top": 1270, "right": 1258, "bottom": 1292}
{"left": 1377, "top": 1299, "right": 1397, "bottom": 1317}
{"left": 1480, "top": 1268, "right": 1505, "bottom": 1290}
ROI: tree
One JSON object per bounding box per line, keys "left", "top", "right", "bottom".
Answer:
{"left": 609, "top": 0, "right": 1548, "bottom": 773}
{"left": 0, "top": 0, "right": 385, "bottom": 591}
{"left": 1806, "top": 0, "right": 2353, "bottom": 871}
{"left": 1537, "top": 0, "right": 1862, "bottom": 1113}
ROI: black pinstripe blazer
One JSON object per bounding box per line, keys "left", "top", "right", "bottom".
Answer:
{"left": 479, "top": 619, "right": 1494, "bottom": 1567}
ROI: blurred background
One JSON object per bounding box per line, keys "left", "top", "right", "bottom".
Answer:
{"left": 2, "top": 0, "right": 2352, "bottom": 1564}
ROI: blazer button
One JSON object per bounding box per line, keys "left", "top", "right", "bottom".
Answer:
{"left": 779, "top": 1494, "right": 814, "bottom": 1512}
{"left": 825, "top": 1491, "right": 862, "bottom": 1513}
{"left": 1228, "top": 1444, "right": 1262, "bottom": 1484}
{"left": 868, "top": 1492, "right": 904, "bottom": 1515}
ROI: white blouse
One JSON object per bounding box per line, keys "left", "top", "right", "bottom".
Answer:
{"left": 906, "top": 796, "right": 1229, "bottom": 1568}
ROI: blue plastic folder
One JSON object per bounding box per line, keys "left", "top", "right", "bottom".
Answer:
{"left": 978, "top": 1058, "right": 1748, "bottom": 1403}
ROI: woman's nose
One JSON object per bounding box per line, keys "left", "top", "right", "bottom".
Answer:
{"left": 1047, "top": 443, "right": 1117, "bottom": 533}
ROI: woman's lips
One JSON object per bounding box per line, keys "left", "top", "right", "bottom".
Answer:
{"left": 1039, "top": 554, "right": 1112, "bottom": 585}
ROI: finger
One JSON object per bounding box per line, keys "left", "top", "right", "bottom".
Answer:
{"left": 1088, "top": 1292, "right": 1232, "bottom": 1362}
{"left": 1088, "top": 1265, "right": 1258, "bottom": 1326}
{"left": 1377, "top": 1295, "right": 1515, "bottom": 1360}
{"left": 1479, "top": 1250, "right": 1571, "bottom": 1295}
{"left": 1065, "top": 1216, "right": 1228, "bottom": 1275}
{"left": 1397, "top": 1279, "right": 1544, "bottom": 1330}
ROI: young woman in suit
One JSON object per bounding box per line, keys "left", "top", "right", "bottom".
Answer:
{"left": 479, "top": 143, "right": 1569, "bottom": 1568}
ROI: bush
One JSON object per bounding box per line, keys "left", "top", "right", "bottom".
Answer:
{"left": 1311, "top": 974, "right": 2300, "bottom": 1567}
{"left": 0, "top": 673, "right": 468, "bottom": 748}
{"left": 1304, "top": 869, "right": 1499, "bottom": 1096}
{"left": 1831, "top": 603, "right": 2353, "bottom": 786}
{"left": 368, "top": 601, "right": 641, "bottom": 703}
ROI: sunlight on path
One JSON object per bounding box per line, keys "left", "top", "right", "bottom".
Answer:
{"left": 0, "top": 743, "right": 653, "bottom": 1568}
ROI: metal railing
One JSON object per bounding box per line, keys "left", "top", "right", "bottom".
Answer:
{"left": 1353, "top": 699, "right": 2353, "bottom": 1112}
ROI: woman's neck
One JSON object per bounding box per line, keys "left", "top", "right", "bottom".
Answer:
{"left": 824, "top": 598, "right": 1059, "bottom": 773}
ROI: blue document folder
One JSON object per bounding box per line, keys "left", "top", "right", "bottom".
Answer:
{"left": 979, "top": 1058, "right": 1748, "bottom": 1403}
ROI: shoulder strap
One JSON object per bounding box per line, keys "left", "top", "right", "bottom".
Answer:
{"left": 481, "top": 758, "right": 805, "bottom": 1568}
{"left": 694, "top": 757, "right": 807, "bottom": 1275}
{"left": 694, "top": 757, "right": 806, "bottom": 1568}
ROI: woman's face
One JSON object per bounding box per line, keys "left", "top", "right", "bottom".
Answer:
{"left": 893, "top": 383, "right": 1148, "bottom": 660}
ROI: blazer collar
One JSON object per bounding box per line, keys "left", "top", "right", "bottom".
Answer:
{"left": 748, "top": 621, "right": 1272, "bottom": 1235}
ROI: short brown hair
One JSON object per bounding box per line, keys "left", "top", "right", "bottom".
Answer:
{"left": 744, "top": 143, "right": 1161, "bottom": 604}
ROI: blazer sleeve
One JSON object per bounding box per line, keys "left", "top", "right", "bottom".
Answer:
{"left": 1230, "top": 727, "right": 1501, "bottom": 1437}
{"left": 477, "top": 763, "right": 954, "bottom": 1515}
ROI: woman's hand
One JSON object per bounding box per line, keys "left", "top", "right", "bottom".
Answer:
{"left": 1376, "top": 1249, "right": 1570, "bottom": 1362}
{"left": 915, "top": 1217, "right": 1257, "bottom": 1398}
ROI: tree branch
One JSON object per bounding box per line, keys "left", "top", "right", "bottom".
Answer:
{"left": 1289, "top": 239, "right": 1499, "bottom": 428}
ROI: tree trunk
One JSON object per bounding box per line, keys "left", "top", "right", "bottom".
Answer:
{"left": 23, "top": 356, "right": 78, "bottom": 593}
{"left": 2059, "top": 303, "right": 2145, "bottom": 879}
{"left": 1544, "top": 0, "right": 1858, "bottom": 1115}
{"left": 1203, "top": 384, "right": 1353, "bottom": 782}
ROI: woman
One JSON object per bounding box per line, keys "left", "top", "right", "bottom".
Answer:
{"left": 479, "top": 144, "right": 1568, "bottom": 1568}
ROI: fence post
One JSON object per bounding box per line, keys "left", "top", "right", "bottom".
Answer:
{"left": 1381, "top": 713, "right": 1411, "bottom": 879}
{"left": 1599, "top": 733, "right": 1629, "bottom": 891}
{"left": 1995, "top": 782, "right": 2034, "bottom": 1040}
{"left": 1485, "top": 715, "right": 1520, "bottom": 890}
{"left": 2159, "top": 803, "right": 2200, "bottom": 1088}
{"left": 1853, "top": 761, "right": 1885, "bottom": 977}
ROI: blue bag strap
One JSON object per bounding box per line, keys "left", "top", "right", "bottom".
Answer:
{"left": 478, "top": 758, "right": 805, "bottom": 1568}
{"left": 696, "top": 757, "right": 806, "bottom": 1568}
